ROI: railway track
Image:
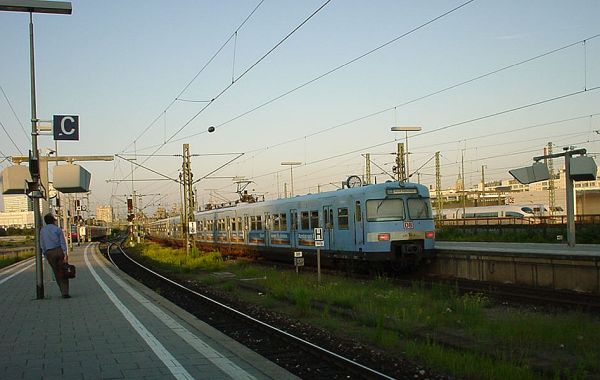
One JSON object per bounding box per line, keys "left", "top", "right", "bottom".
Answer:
{"left": 427, "top": 276, "right": 600, "bottom": 313}
{"left": 101, "top": 241, "right": 440, "bottom": 380}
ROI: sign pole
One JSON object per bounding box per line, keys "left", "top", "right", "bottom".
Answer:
{"left": 313, "top": 227, "right": 323, "bottom": 285}
{"left": 317, "top": 247, "right": 321, "bottom": 285}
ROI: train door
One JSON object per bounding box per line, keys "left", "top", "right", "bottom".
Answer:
{"left": 264, "top": 212, "right": 271, "bottom": 246}
{"left": 290, "top": 209, "right": 298, "bottom": 248}
{"left": 226, "top": 216, "right": 231, "bottom": 243}
{"left": 354, "top": 201, "right": 364, "bottom": 246}
{"left": 323, "top": 205, "right": 333, "bottom": 250}
{"left": 243, "top": 214, "right": 249, "bottom": 244}
{"left": 334, "top": 206, "right": 352, "bottom": 251}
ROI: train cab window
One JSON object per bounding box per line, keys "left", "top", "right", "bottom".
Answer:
{"left": 337, "top": 208, "right": 349, "bottom": 229}
{"left": 300, "top": 211, "right": 310, "bottom": 230}
{"left": 366, "top": 199, "right": 405, "bottom": 221}
{"left": 310, "top": 210, "right": 320, "bottom": 229}
{"left": 407, "top": 198, "right": 432, "bottom": 219}
{"left": 355, "top": 201, "right": 362, "bottom": 222}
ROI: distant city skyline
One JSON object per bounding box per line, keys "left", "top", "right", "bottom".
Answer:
{"left": 1, "top": 1, "right": 599, "bottom": 215}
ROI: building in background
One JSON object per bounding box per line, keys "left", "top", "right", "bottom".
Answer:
{"left": 0, "top": 211, "right": 34, "bottom": 228}
{"left": 96, "top": 205, "right": 113, "bottom": 224}
{"left": 0, "top": 195, "right": 34, "bottom": 228}
{"left": 3, "top": 195, "right": 33, "bottom": 213}
{"left": 433, "top": 167, "right": 600, "bottom": 215}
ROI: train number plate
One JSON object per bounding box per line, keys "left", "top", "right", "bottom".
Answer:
{"left": 403, "top": 221, "right": 414, "bottom": 229}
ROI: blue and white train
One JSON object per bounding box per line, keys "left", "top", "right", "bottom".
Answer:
{"left": 145, "top": 181, "right": 435, "bottom": 269}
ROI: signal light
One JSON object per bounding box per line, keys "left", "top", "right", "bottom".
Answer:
{"left": 425, "top": 231, "right": 435, "bottom": 239}
{"left": 377, "top": 233, "right": 390, "bottom": 241}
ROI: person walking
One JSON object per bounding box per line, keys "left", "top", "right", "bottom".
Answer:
{"left": 40, "top": 213, "right": 70, "bottom": 298}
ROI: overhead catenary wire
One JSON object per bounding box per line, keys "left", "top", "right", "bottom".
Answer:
{"left": 121, "top": 0, "right": 266, "bottom": 154}
{"left": 134, "top": 0, "right": 480, "bottom": 153}
{"left": 177, "top": 115, "right": 600, "bottom": 205}
{"left": 244, "top": 86, "right": 600, "bottom": 183}
{"left": 0, "top": 118, "right": 24, "bottom": 155}
{"left": 138, "top": 32, "right": 599, "bottom": 157}
{"left": 120, "top": 0, "right": 333, "bottom": 188}
{"left": 155, "top": 0, "right": 333, "bottom": 149}
{"left": 0, "top": 84, "right": 29, "bottom": 144}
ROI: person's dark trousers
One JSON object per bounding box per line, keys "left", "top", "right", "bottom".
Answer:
{"left": 45, "top": 247, "right": 69, "bottom": 297}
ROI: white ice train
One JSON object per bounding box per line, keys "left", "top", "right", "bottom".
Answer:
{"left": 437, "top": 204, "right": 551, "bottom": 220}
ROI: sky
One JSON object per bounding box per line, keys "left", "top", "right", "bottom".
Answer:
{"left": 1, "top": 0, "right": 599, "bottom": 217}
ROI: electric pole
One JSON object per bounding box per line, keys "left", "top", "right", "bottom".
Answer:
{"left": 395, "top": 143, "right": 405, "bottom": 181}
{"left": 481, "top": 165, "right": 486, "bottom": 206}
{"left": 364, "top": 153, "right": 371, "bottom": 185}
{"left": 182, "top": 144, "right": 195, "bottom": 256}
{"left": 435, "top": 152, "right": 443, "bottom": 220}
{"left": 547, "top": 142, "right": 556, "bottom": 216}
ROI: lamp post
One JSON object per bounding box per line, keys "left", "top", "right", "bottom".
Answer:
{"left": 281, "top": 161, "right": 302, "bottom": 197}
{"left": 391, "top": 126, "right": 422, "bottom": 181}
{"left": 0, "top": 0, "right": 72, "bottom": 300}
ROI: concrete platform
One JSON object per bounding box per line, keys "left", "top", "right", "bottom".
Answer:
{"left": 0, "top": 243, "right": 298, "bottom": 380}
{"left": 435, "top": 241, "right": 600, "bottom": 259}
{"left": 432, "top": 241, "right": 600, "bottom": 293}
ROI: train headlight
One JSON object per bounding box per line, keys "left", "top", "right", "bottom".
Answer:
{"left": 377, "top": 233, "right": 391, "bottom": 241}
{"left": 425, "top": 231, "right": 435, "bottom": 239}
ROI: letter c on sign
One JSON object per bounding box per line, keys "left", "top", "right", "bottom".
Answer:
{"left": 61, "top": 116, "right": 76, "bottom": 135}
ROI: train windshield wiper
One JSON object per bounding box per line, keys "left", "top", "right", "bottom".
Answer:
{"left": 376, "top": 198, "right": 387, "bottom": 213}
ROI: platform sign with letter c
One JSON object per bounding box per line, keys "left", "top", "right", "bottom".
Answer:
{"left": 53, "top": 115, "right": 79, "bottom": 141}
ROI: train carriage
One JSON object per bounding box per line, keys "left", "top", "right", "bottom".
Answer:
{"left": 146, "top": 181, "right": 435, "bottom": 269}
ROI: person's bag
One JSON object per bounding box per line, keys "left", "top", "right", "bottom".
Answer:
{"left": 63, "top": 263, "right": 76, "bottom": 279}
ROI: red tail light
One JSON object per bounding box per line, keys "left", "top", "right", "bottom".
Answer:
{"left": 378, "top": 233, "right": 391, "bottom": 241}
{"left": 425, "top": 231, "right": 435, "bottom": 239}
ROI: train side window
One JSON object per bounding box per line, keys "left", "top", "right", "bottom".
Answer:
{"left": 355, "top": 201, "right": 362, "bottom": 222}
{"left": 338, "top": 208, "right": 349, "bottom": 229}
{"left": 310, "top": 210, "right": 319, "bottom": 229}
{"left": 300, "top": 211, "right": 310, "bottom": 230}
{"left": 505, "top": 211, "right": 522, "bottom": 218}
{"left": 257, "top": 215, "right": 263, "bottom": 230}
{"left": 273, "top": 214, "right": 280, "bottom": 231}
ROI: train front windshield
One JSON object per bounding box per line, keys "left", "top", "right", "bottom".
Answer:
{"left": 366, "top": 198, "right": 432, "bottom": 221}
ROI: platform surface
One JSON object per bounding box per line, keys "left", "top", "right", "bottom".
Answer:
{"left": 0, "top": 243, "right": 298, "bottom": 380}
{"left": 435, "top": 241, "right": 600, "bottom": 258}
